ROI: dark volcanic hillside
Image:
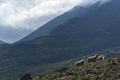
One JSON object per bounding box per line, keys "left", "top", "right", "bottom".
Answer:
{"left": 1, "top": 0, "right": 120, "bottom": 80}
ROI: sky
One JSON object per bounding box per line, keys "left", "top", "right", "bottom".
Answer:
{"left": 0, "top": 0, "right": 110, "bottom": 43}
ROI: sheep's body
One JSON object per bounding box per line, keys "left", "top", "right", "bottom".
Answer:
{"left": 97, "top": 55, "right": 105, "bottom": 61}
{"left": 87, "top": 55, "right": 99, "bottom": 63}
{"left": 75, "top": 59, "right": 85, "bottom": 66}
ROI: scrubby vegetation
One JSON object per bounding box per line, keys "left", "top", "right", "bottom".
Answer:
{"left": 32, "top": 57, "right": 120, "bottom": 80}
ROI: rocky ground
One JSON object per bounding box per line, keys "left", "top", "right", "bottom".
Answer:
{"left": 32, "top": 57, "right": 120, "bottom": 80}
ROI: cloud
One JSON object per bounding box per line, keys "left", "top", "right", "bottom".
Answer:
{"left": 0, "top": 0, "right": 110, "bottom": 43}
{"left": 0, "top": 0, "right": 83, "bottom": 29}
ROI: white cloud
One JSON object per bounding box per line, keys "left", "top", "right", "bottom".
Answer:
{"left": 0, "top": 0, "right": 83, "bottom": 30}
{"left": 0, "top": 0, "right": 109, "bottom": 29}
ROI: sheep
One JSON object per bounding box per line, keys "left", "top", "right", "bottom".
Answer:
{"left": 75, "top": 59, "right": 85, "bottom": 66}
{"left": 97, "top": 55, "right": 105, "bottom": 61}
{"left": 87, "top": 55, "right": 99, "bottom": 63}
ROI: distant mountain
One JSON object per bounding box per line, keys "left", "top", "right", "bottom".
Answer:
{"left": 19, "top": 2, "right": 100, "bottom": 42}
{"left": 1, "top": 0, "right": 120, "bottom": 80}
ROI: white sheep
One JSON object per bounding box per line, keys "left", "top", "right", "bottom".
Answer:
{"left": 97, "top": 55, "right": 105, "bottom": 61}
{"left": 87, "top": 55, "right": 99, "bottom": 63}
{"left": 75, "top": 59, "right": 85, "bottom": 66}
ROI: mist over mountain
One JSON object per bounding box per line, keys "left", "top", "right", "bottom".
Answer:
{"left": 0, "top": 0, "right": 120, "bottom": 80}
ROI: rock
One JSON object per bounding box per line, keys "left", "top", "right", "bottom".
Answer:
{"left": 20, "top": 73, "right": 33, "bottom": 80}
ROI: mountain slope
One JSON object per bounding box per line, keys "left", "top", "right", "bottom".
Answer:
{"left": 19, "top": 2, "right": 100, "bottom": 42}
{"left": 1, "top": 0, "right": 120, "bottom": 80}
